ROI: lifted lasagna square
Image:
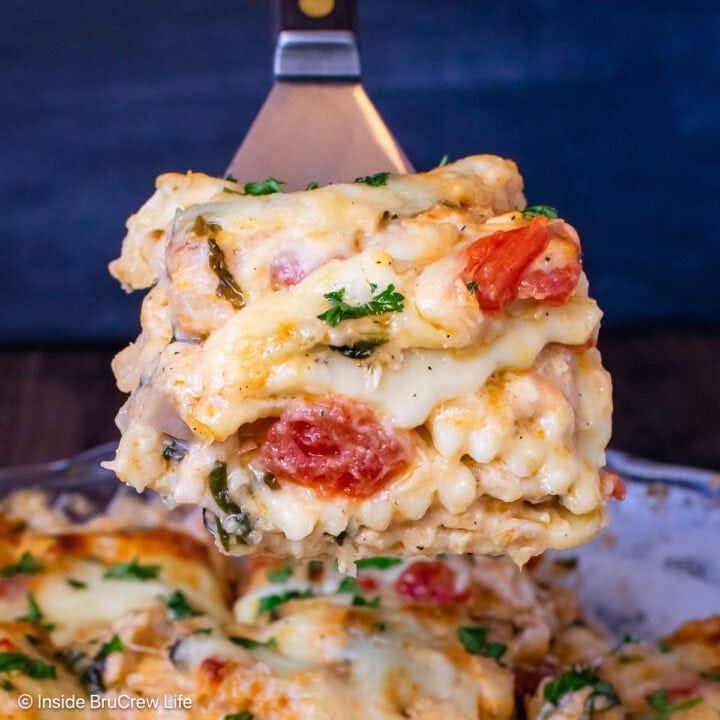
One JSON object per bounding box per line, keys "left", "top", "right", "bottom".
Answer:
{"left": 106, "top": 155, "right": 616, "bottom": 565}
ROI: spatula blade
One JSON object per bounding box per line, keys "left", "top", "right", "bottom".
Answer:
{"left": 226, "top": 82, "right": 414, "bottom": 190}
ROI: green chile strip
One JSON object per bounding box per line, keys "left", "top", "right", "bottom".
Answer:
{"left": 208, "top": 239, "right": 245, "bottom": 310}
{"left": 192, "top": 214, "right": 244, "bottom": 310}
{"left": 329, "top": 338, "right": 387, "bottom": 359}
{"left": 208, "top": 462, "right": 241, "bottom": 514}
{"left": 208, "top": 462, "right": 251, "bottom": 544}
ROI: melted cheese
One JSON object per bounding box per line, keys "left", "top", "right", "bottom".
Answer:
{"left": 107, "top": 155, "right": 613, "bottom": 562}
{"left": 0, "top": 499, "right": 717, "bottom": 720}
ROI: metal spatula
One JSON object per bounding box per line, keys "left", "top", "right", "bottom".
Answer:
{"left": 225, "top": 0, "right": 413, "bottom": 190}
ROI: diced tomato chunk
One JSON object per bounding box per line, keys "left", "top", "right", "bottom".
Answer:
{"left": 517, "top": 262, "right": 581, "bottom": 305}
{"left": 601, "top": 471, "right": 627, "bottom": 501}
{"left": 514, "top": 658, "right": 561, "bottom": 698}
{"left": 666, "top": 684, "right": 702, "bottom": 702}
{"left": 517, "top": 221, "right": 581, "bottom": 304}
{"left": 199, "top": 656, "right": 231, "bottom": 686}
{"left": 394, "top": 561, "right": 469, "bottom": 603}
{"left": 357, "top": 575, "right": 379, "bottom": 592}
{"left": 258, "top": 397, "right": 412, "bottom": 499}
{"left": 463, "top": 216, "right": 580, "bottom": 311}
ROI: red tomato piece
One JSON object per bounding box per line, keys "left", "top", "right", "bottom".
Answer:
{"left": 357, "top": 575, "right": 379, "bottom": 592}
{"left": 666, "top": 684, "right": 702, "bottom": 702}
{"left": 394, "top": 561, "right": 469, "bottom": 603}
{"left": 463, "top": 216, "right": 581, "bottom": 311}
{"left": 463, "top": 216, "right": 551, "bottom": 311}
{"left": 514, "top": 658, "right": 561, "bottom": 698}
{"left": 517, "top": 262, "right": 581, "bottom": 305}
{"left": 198, "top": 656, "right": 231, "bottom": 687}
{"left": 517, "top": 222, "right": 581, "bottom": 304}
{"left": 258, "top": 397, "right": 412, "bottom": 499}
{"left": 601, "top": 471, "right": 627, "bottom": 501}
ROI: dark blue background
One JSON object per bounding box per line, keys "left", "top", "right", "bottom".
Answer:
{"left": 2, "top": 1, "right": 718, "bottom": 341}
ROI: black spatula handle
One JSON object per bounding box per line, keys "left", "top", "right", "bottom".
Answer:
{"left": 275, "top": 0, "right": 356, "bottom": 33}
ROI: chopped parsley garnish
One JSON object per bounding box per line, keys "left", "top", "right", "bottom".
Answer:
{"left": 97, "top": 635, "right": 124, "bottom": 661}
{"left": 24, "top": 634, "right": 40, "bottom": 646}
{"left": 317, "top": 284, "right": 404, "bottom": 327}
{"left": 208, "top": 238, "right": 245, "bottom": 309}
{"left": 225, "top": 712, "right": 254, "bottom": 720}
{"left": 0, "top": 652, "right": 56, "bottom": 679}
{"left": 167, "top": 591, "right": 202, "bottom": 620}
{"left": 306, "top": 181, "right": 319, "bottom": 190}
{"left": 618, "top": 654, "right": 642, "bottom": 664}
{"left": 329, "top": 338, "right": 387, "bottom": 359}
{"left": 263, "top": 472, "right": 281, "bottom": 491}
{"left": 0, "top": 679, "right": 14, "bottom": 691}
{"left": 355, "top": 171, "right": 389, "bottom": 186}
{"left": 162, "top": 437, "right": 188, "bottom": 462}
{"left": 22, "top": 592, "right": 42, "bottom": 624}
{"left": 337, "top": 576, "right": 358, "bottom": 594}
{"left": 645, "top": 688, "right": 703, "bottom": 715}
{"left": 438, "top": 154, "right": 450, "bottom": 166}
{"left": 522, "top": 205, "right": 559, "bottom": 219}
{"left": 373, "top": 621, "right": 386, "bottom": 632}
{"left": 257, "top": 589, "right": 314, "bottom": 615}
{"left": 266, "top": 561, "right": 293, "bottom": 584}
{"left": 0, "top": 552, "right": 43, "bottom": 577}
{"left": 242, "top": 177, "right": 286, "bottom": 195}
{"left": 103, "top": 559, "right": 160, "bottom": 581}
{"left": 229, "top": 635, "right": 277, "bottom": 650}
{"left": 66, "top": 578, "right": 87, "bottom": 590}
{"left": 16, "top": 591, "right": 54, "bottom": 630}
{"left": 355, "top": 557, "right": 403, "bottom": 571}
{"left": 351, "top": 594, "right": 381, "bottom": 608}
{"left": 543, "top": 667, "right": 619, "bottom": 706}
{"left": 457, "top": 626, "right": 507, "bottom": 661}
{"left": 466, "top": 281, "right": 478, "bottom": 292}
{"left": 225, "top": 174, "right": 238, "bottom": 182}
{"left": 195, "top": 628, "right": 213, "bottom": 635}
{"left": 657, "top": 639, "right": 672, "bottom": 653}
{"left": 701, "top": 671, "right": 720, "bottom": 682}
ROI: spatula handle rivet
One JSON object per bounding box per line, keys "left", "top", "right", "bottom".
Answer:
{"left": 299, "top": 0, "right": 334, "bottom": 18}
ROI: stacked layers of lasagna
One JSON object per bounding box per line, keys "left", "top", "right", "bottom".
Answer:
{"left": 107, "top": 156, "right": 614, "bottom": 563}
